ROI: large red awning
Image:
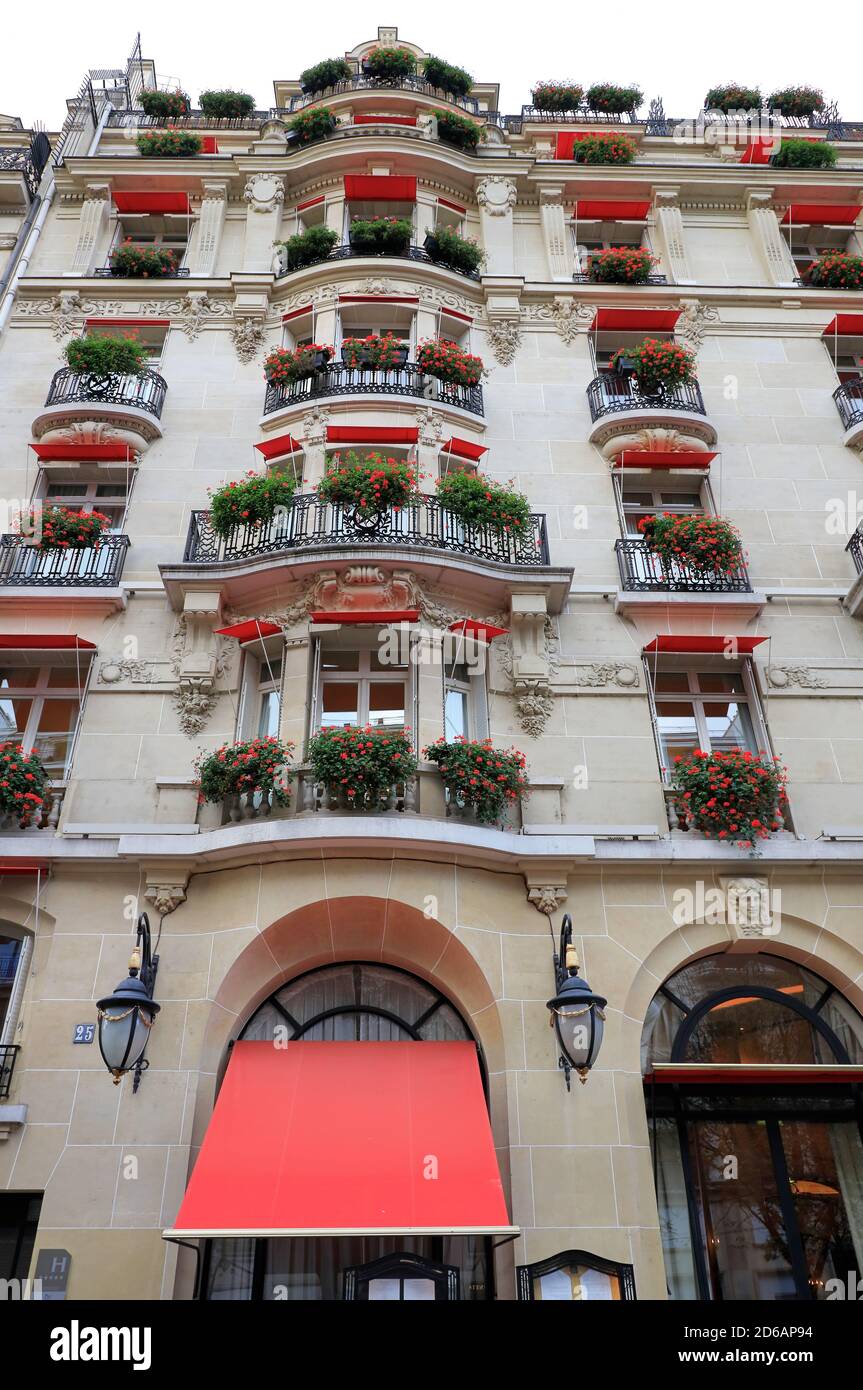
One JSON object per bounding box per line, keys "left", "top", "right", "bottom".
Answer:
{"left": 739, "top": 139, "right": 775, "bottom": 165}
{"left": 113, "top": 191, "right": 191, "bottom": 215}
{"left": 344, "top": 175, "right": 417, "bottom": 202}
{"left": 441, "top": 437, "right": 488, "bottom": 462}
{"left": 823, "top": 315, "right": 863, "bottom": 337}
{"left": 354, "top": 114, "right": 417, "bottom": 127}
{"left": 29, "top": 443, "right": 137, "bottom": 462}
{"left": 781, "top": 204, "right": 861, "bottom": 226}
{"left": 644, "top": 636, "right": 768, "bottom": 655}
{"left": 617, "top": 450, "right": 716, "bottom": 469}
{"left": 311, "top": 610, "right": 420, "bottom": 625}
{"left": 591, "top": 308, "right": 681, "bottom": 332}
{"left": 164, "top": 1041, "right": 515, "bottom": 1238}
{"left": 214, "top": 620, "right": 282, "bottom": 643}
{"left": 327, "top": 426, "right": 418, "bottom": 444}
{"left": 254, "top": 434, "right": 302, "bottom": 460}
{"left": 0, "top": 635, "right": 96, "bottom": 650}
{"left": 573, "top": 199, "right": 651, "bottom": 220}
{"left": 555, "top": 132, "right": 590, "bottom": 159}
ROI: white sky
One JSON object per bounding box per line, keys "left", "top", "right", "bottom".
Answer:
{"left": 1, "top": 0, "right": 859, "bottom": 131}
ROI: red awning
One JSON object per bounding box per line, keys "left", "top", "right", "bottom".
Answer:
{"left": 344, "top": 175, "right": 417, "bottom": 202}
{"left": 164, "top": 1041, "right": 515, "bottom": 1237}
{"left": 113, "top": 191, "right": 191, "bottom": 215}
{"left": 0, "top": 635, "right": 96, "bottom": 650}
{"left": 311, "top": 610, "right": 420, "bottom": 625}
{"left": 441, "top": 438, "right": 488, "bottom": 462}
{"left": 591, "top": 308, "right": 681, "bottom": 332}
{"left": 282, "top": 305, "right": 313, "bottom": 323}
{"left": 200, "top": 136, "right": 219, "bottom": 154}
{"left": 354, "top": 114, "right": 417, "bottom": 127}
{"left": 617, "top": 450, "right": 717, "bottom": 469}
{"left": 215, "top": 620, "right": 282, "bottom": 643}
{"left": 739, "top": 139, "right": 775, "bottom": 165}
{"left": 296, "top": 195, "right": 325, "bottom": 211}
{"left": 29, "top": 443, "right": 136, "bottom": 462}
{"left": 644, "top": 636, "right": 768, "bottom": 655}
{"left": 448, "top": 619, "right": 508, "bottom": 643}
{"left": 0, "top": 861, "right": 49, "bottom": 875}
{"left": 327, "top": 427, "right": 418, "bottom": 444}
{"left": 573, "top": 199, "right": 651, "bottom": 220}
{"left": 85, "top": 317, "right": 170, "bottom": 328}
{"left": 823, "top": 315, "right": 863, "bottom": 337}
{"left": 781, "top": 204, "right": 861, "bottom": 226}
{"left": 254, "top": 434, "right": 302, "bottom": 460}
{"left": 555, "top": 132, "right": 590, "bottom": 159}
{"left": 438, "top": 197, "right": 466, "bottom": 214}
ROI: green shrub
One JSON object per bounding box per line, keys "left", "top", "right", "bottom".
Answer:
{"left": 136, "top": 129, "right": 202, "bottom": 157}
{"left": 348, "top": 215, "right": 412, "bottom": 253}
{"left": 531, "top": 82, "right": 583, "bottom": 111}
{"left": 277, "top": 224, "right": 339, "bottom": 272}
{"left": 771, "top": 138, "right": 836, "bottom": 168}
{"left": 109, "top": 241, "right": 179, "bottom": 278}
{"left": 638, "top": 513, "right": 743, "bottom": 575}
{"left": 423, "top": 737, "right": 529, "bottom": 824}
{"left": 767, "top": 86, "right": 824, "bottom": 118}
{"left": 436, "top": 110, "right": 481, "bottom": 150}
{"left": 198, "top": 90, "right": 256, "bottom": 119}
{"left": 64, "top": 334, "right": 148, "bottom": 376}
{"left": 423, "top": 56, "right": 473, "bottom": 98}
{"left": 197, "top": 736, "right": 294, "bottom": 805}
{"left": 610, "top": 338, "right": 696, "bottom": 392}
{"left": 299, "top": 58, "right": 352, "bottom": 94}
{"left": 587, "top": 246, "right": 657, "bottom": 283}
{"left": 803, "top": 253, "right": 863, "bottom": 289}
{"left": 140, "top": 89, "right": 189, "bottom": 118}
{"left": 705, "top": 83, "right": 762, "bottom": 112}
{"left": 363, "top": 46, "right": 416, "bottom": 82}
{"left": 571, "top": 132, "right": 636, "bottom": 164}
{"left": 317, "top": 451, "right": 420, "bottom": 510}
{"left": 288, "top": 107, "right": 337, "bottom": 144}
{"left": 0, "top": 743, "right": 49, "bottom": 827}
{"left": 308, "top": 725, "right": 417, "bottom": 808}
{"left": 424, "top": 224, "right": 484, "bottom": 274}
{"left": 436, "top": 470, "right": 531, "bottom": 534}
{"left": 208, "top": 469, "right": 298, "bottom": 537}
{"left": 586, "top": 82, "right": 643, "bottom": 113}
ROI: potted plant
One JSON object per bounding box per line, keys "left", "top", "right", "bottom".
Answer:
{"left": 417, "top": 338, "right": 484, "bottom": 386}
{"left": 803, "top": 252, "right": 863, "bottom": 289}
{"left": 436, "top": 110, "right": 481, "bottom": 150}
{"left": 767, "top": 86, "right": 825, "bottom": 118}
{"left": 348, "top": 215, "right": 413, "bottom": 255}
{"left": 422, "top": 56, "right": 473, "bottom": 99}
{"left": 136, "top": 129, "right": 202, "bottom": 157}
{"left": 531, "top": 81, "right": 583, "bottom": 112}
{"left": 704, "top": 83, "right": 762, "bottom": 113}
{"left": 208, "top": 470, "right": 298, "bottom": 537}
{"left": 20, "top": 506, "right": 112, "bottom": 552}
{"left": 288, "top": 107, "right": 337, "bottom": 144}
{"left": 198, "top": 90, "right": 256, "bottom": 119}
{"left": 571, "top": 132, "right": 637, "bottom": 164}
{"left": 340, "top": 334, "right": 409, "bottom": 370}
{"left": 423, "top": 224, "right": 484, "bottom": 275}
{"left": 436, "top": 470, "right": 531, "bottom": 535}
{"left": 771, "top": 138, "right": 837, "bottom": 169}
{"left": 669, "top": 747, "right": 787, "bottom": 849}
{"left": 276, "top": 224, "right": 339, "bottom": 273}
{"left": 586, "top": 246, "right": 658, "bottom": 284}
{"left": 196, "top": 736, "right": 295, "bottom": 809}
{"left": 108, "top": 240, "right": 179, "bottom": 278}
{"left": 586, "top": 82, "right": 643, "bottom": 114}
{"left": 0, "top": 742, "right": 48, "bottom": 828}
{"left": 423, "top": 736, "right": 529, "bottom": 825}
{"left": 299, "top": 58, "right": 353, "bottom": 95}
{"left": 307, "top": 725, "right": 418, "bottom": 809}
{"left": 609, "top": 338, "right": 696, "bottom": 393}
{"left": 317, "top": 451, "right": 420, "bottom": 512}
{"left": 263, "top": 343, "right": 333, "bottom": 385}
{"left": 140, "top": 89, "right": 189, "bottom": 118}
{"left": 64, "top": 333, "right": 149, "bottom": 376}
{"left": 362, "top": 46, "right": 416, "bottom": 83}
{"left": 638, "top": 513, "right": 744, "bottom": 575}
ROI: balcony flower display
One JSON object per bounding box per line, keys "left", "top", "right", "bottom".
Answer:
{"left": 436, "top": 110, "right": 482, "bottom": 150}
{"left": 198, "top": 90, "right": 256, "bottom": 119}
{"left": 19, "top": 506, "right": 112, "bottom": 552}
{"left": 771, "top": 138, "right": 836, "bottom": 169}
{"left": 263, "top": 343, "right": 333, "bottom": 385}
{"left": 64, "top": 333, "right": 148, "bottom": 376}
{"left": 208, "top": 470, "right": 298, "bottom": 538}
{"left": 436, "top": 470, "right": 531, "bottom": 534}
{"left": 140, "top": 89, "right": 189, "bottom": 118}
{"left": 136, "top": 129, "right": 202, "bottom": 157}
{"left": 704, "top": 83, "right": 762, "bottom": 113}
{"left": 108, "top": 240, "right": 180, "bottom": 278}
{"left": 638, "top": 513, "right": 744, "bottom": 576}
{"left": 586, "top": 82, "right": 643, "bottom": 114}
{"left": 276, "top": 224, "right": 339, "bottom": 272}
{"left": 423, "top": 736, "right": 529, "bottom": 825}
{"left": 299, "top": 57, "right": 353, "bottom": 95}
{"left": 307, "top": 725, "right": 418, "bottom": 808}
{"left": 0, "top": 743, "right": 48, "bottom": 828}
{"left": 422, "top": 56, "right": 473, "bottom": 99}
{"left": 669, "top": 748, "right": 787, "bottom": 850}
{"left": 317, "top": 451, "right": 420, "bottom": 512}
{"left": 340, "top": 334, "right": 409, "bottom": 369}
{"left": 348, "top": 215, "right": 413, "bottom": 255}
{"left": 423, "top": 224, "right": 484, "bottom": 275}
{"left": 362, "top": 46, "right": 416, "bottom": 82}
{"left": 571, "top": 132, "right": 636, "bottom": 164}
{"left": 803, "top": 252, "right": 863, "bottom": 290}
{"left": 197, "top": 736, "right": 295, "bottom": 807}
{"left": 417, "top": 338, "right": 484, "bottom": 386}
{"left": 288, "top": 107, "right": 337, "bottom": 144}
{"left": 610, "top": 338, "right": 697, "bottom": 393}
{"left": 531, "top": 81, "right": 583, "bottom": 112}
{"left": 586, "top": 246, "right": 658, "bottom": 284}
{"left": 767, "top": 86, "right": 825, "bottom": 118}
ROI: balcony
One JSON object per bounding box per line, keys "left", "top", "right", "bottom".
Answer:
{"left": 277, "top": 243, "right": 480, "bottom": 283}
{"left": 572, "top": 271, "right": 667, "bottom": 285}
{"left": 833, "top": 380, "right": 863, "bottom": 451}
{"left": 107, "top": 109, "right": 269, "bottom": 130}
{"left": 263, "top": 362, "right": 483, "bottom": 419}
{"left": 0, "top": 782, "right": 65, "bottom": 834}
{"left": 282, "top": 74, "right": 482, "bottom": 117}
{"left": 586, "top": 372, "right": 716, "bottom": 452}
{"left": 845, "top": 523, "right": 863, "bottom": 618}
{"left": 93, "top": 264, "right": 190, "bottom": 279}
{"left": 0, "top": 534, "right": 130, "bottom": 588}
{"left": 0, "top": 1045, "right": 19, "bottom": 1100}
{"left": 32, "top": 367, "right": 167, "bottom": 447}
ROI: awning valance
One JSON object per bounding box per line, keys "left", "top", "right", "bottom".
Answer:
{"left": 441, "top": 437, "right": 488, "bottom": 462}
{"left": 29, "top": 443, "right": 137, "bottom": 462}
{"left": 617, "top": 450, "right": 716, "bottom": 469}
{"left": 823, "top": 315, "right": 863, "bottom": 337}
{"left": 448, "top": 619, "right": 508, "bottom": 643}
{"left": 344, "top": 175, "right": 417, "bottom": 202}
{"left": 354, "top": 114, "right": 417, "bottom": 127}
{"left": 215, "top": 620, "right": 282, "bottom": 643}
{"left": 573, "top": 199, "right": 651, "bottom": 220}
{"left": 327, "top": 426, "right": 418, "bottom": 444}
{"left": 254, "top": 434, "right": 302, "bottom": 460}
{"left": 644, "top": 635, "right": 768, "bottom": 655}
{"left": 591, "top": 308, "right": 681, "bottom": 332}
{"left": 112, "top": 191, "right": 191, "bottom": 215}
{"left": 781, "top": 204, "right": 861, "bottom": 226}
{"left": 0, "top": 635, "right": 97, "bottom": 650}
{"left": 164, "top": 1041, "right": 515, "bottom": 1238}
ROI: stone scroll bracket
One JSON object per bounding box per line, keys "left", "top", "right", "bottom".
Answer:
{"left": 172, "top": 592, "right": 228, "bottom": 737}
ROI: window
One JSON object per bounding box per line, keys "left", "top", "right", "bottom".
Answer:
{"left": 822, "top": 335, "right": 863, "bottom": 385}
{"left": 40, "top": 477, "right": 131, "bottom": 530}
{"left": 112, "top": 214, "right": 190, "bottom": 265}
{"left": 0, "top": 1194, "right": 42, "bottom": 1281}
{"left": 782, "top": 223, "right": 854, "bottom": 279}
{"left": 316, "top": 641, "right": 409, "bottom": 730}
{"left": 517, "top": 1250, "right": 636, "bottom": 1301}
{"left": 0, "top": 935, "right": 23, "bottom": 1035}
{"left": 336, "top": 302, "right": 415, "bottom": 354}
{"left": 343, "top": 198, "right": 415, "bottom": 241}
{"left": 237, "top": 652, "right": 283, "bottom": 741}
{"left": 0, "top": 663, "right": 85, "bottom": 777}
{"left": 443, "top": 657, "right": 488, "bottom": 741}
{"left": 613, "top": 475, "right": 708, "bottom": 538}
{"left": 591, "top": 328, "right": 672, "bottom": 374}
{"left": 571, "top": 217, "right": 652, "bottom": 274}
{"left": 645, "top": 666, "right": 765, "bottom": 776}
{"left": 86, "top": 320, "right": 167, "bottom": 365}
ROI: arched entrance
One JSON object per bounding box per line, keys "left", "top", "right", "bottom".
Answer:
{"left": 643, "top": 952, "right": 863, "bottom": 1301}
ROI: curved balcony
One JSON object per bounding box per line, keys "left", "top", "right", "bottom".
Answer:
{"left": 586, "top": 372, "right": 716, "bottom": 451}
{"left": 834, "top": 380, "right": 863, "bottom": 451}
{"left": 32, "top": 368, "right": 167, "bottom": 446}
{"left": 282, "top": 75, "right": 481, "bottom": 117}
{"left": 277, "top": 243, "right": 480, "bottom": 283}
{"left": 263, "top": 363, "right": 483, "bottom": 419}
{"left": 0, "top": 534, "right": 130, "bottom": 588}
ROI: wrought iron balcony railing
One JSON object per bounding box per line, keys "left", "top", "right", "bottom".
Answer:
{"left": 834, "top": 380, "right": 863, "bottom": 433}
{"left": 587, "top": 373, "right": 708, "bottom": 423}
{"left": 93, "top": 264, "right": 190, "bottom": 278}
{"left": 183, "top": 495, "right": 549, "bottom": 567}
{"left": 520, "top": 104, "right": 642, "bottom": 123}
{"left": 106, "top": 109, "right": 270, "bottom": 129}
{"left": 0, "top": 1045, "right": 20, "bottom": 1100}
{"left": 263, "top": 362, "right": 483, "bottom": 418}
{"left": 573, "top": 271, "right": 667, "bottom": 285}
{"left": 276, "top": 243, "right": 480, "bottom": 282}
{"left": 615, "top": 537, "right": 753, "bottom": 593}
{"left": 44, "top": 368, "right": 168, "bottom": 420}
{"left": 282, "top": 73, "right": 481, "bottom": 115}
{"left": 0, "top": 534, "right": 130, "bottom": 587}
{"left": 846, "top": 525, "right": 863, "bottom": 576}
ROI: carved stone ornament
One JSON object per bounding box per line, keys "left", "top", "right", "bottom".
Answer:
{"left": 600, "top": 426, "right": 713, "bottom": 463}
{"left": 144, "top": 883, "right": 188, "bottom": 916}
{"left": 181, "top": 291, "right": 212, "bottom": 342}
{"left": 676, "top": 299, "right": 720, "bottom": 353}
{"left": 243, "top": 173, "right": 285, "bottom": 212}
{"left": 486, "top": 318, "right": 522, "bottom": 366}
{"left": 416, "top": 406, "right": 445, "bottom": 447}
{"left": 170, "top": 616, "right": 230, "bottom": 736}
{"left": 51, "top": 291, "right": 84, "bottom": 341}
{"left": 572, "top": 662, "right": 640, "bottom": 689}
{"left": 98, "top": 659, "right": 158, "bottom": 685}
{"left": 301, "top": 405, "right": 331, "bottom": 445}
{"left": 549, "top": 297, "right": 588, "bottom": 344}
{"left": 514, "top": 681, "right": 554, "bottom": 737}
{"left": 476, "top": 176, "right": 518, "bottom": 216}
{"left": 718, "top": 875, "right": 776, "bottom": 938}
{"left": 230, "top": 316, "right": 266, "bottom": 364}
{"left": 765, "top": 665, "right": 829, "bottom": 690}
{"left": 173, "top": 678, "right": 219, "bottom": 737}
{"left": 527, "top": 884, "right": 568, "bottom": 915}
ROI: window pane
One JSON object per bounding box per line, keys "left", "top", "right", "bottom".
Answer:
{"left": 321, "top": 682, "right": 359, "bottom": 726}
{"left": 32, "top": 696, "right": 79, "bottom": 774}
{"left": 656, "top": 704, "right": 699, "bottom": 769}
{"left": 445, "top": 688, "right": 468, "bottom": 741}
{"left": 0, "top": 668, "right": 39, "bottom": 689}
{"left": 695, "top": 671, "right": 746, "bottom": 694}
{"left": 45, "top": 482, "right": 88, "bottom": 499}
{"left": 258, "top": 691, "right": 280, "bottom": 739}
{"left": 368, "top": 682, "right": 405, "bottom": 727}
{"left": 703, "top": 700, "right": 756, "bottom": 753}
{"left": 0, "top": 695, "right": 32, "bottom": 740}
{"left": 320, "top": 652, "right": 360, "bottom": 672}
{"left": 653, "top": 672, "right": 691, "bottom": 693}
{"left": 685, "top": 997, "right": 822, "bottom": 1065}
{"left": 370, "top": 648, "right": 408, "bottom": 673}
{"left": 47, "top": 668, "right": 83, "bottom": 690}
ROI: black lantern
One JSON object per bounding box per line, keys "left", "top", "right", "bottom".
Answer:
{"left": 546, "top": 914, "right": 606, "bottom": 1089}
{"left": 96, "top": 913, "right": 160, "bottom": 1091}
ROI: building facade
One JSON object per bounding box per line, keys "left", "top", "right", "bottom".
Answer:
{"left": 1, "top": 29, "right": 863, "bottom": 1302}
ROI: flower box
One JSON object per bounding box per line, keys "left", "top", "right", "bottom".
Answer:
{"left": 197, "top": 736, "right": 294, "bottom": 808}
{"left": 767, "top": 86, "right": 824, "bottom": 118}
{"left": 423, "top": 228, "right": 484, "bottom": 275}
{"left": 318, "top": 451, "right": 420, "bottom": 513}
{"left": 571, "top": 132, "right": 636, "bottom": 165}
{"left": 277, "top": 224, "right": 339, "bottom": 272}
{"left": 587, "top": 246, "right": 657, "bottom": 284}
{"left": 531, "top": 82, "right": 583, "bottom": 112}
{"left": 0, "top": 742, "right": 48, "bottom": 828}
{"left": 417, "top": 338, "right": 483, "bottom": 386}
{"left": 422, "top": 56, "right": 473, "bottom": 99}
{"left": 198, "top": 89, "right": 256, "bottom": 119}
{"left": 140, "top": 89, "right": 189, "bottom": 118}
{"left": 21, "top": 506, "right": 112, "bottom": 552}
{"left": 307, "top": 725, "right": 418, "bottom": 809}
{"left": 803, "top": 253, "right": 863, "bottom": 290}
{"left": 610, "top": 338, "right": 696, "bottom": 393}
{"left": 288, "top": 107, "right": 337, "bottom": 145}
{"left": 669, "top": 748, "right": 787, "bottom": 849}
{"left": 436, "top": 470, "right": 530, "bottom": 535}
{"left": 341, "top": 334, "right": 409, "bottom": 370}
{"left": 638, "top": 513, "right": 744, "bottom": 575}
{"left": 136, "top": 129, "right": 202, "bottom": 158}
{"left": 64, "top": 333, "right": 148, "bottom": 376}
{"left": 208, "top": 469, "right": 298, "bottom": 537}
{"left": 423, "top": 737, "right": 529, "bottom": 825}
{"left": 108, "top": 241, "right": 179, "bottom": 278}
{"left": 348, "top": 216, "right": 412, "bottom": 256}
{"left": 585, "top": 82, "right": 643, "bottom": 114}
{"left": 362, "top": 47, "right": 416, "bottom": 82}
{"left": 264, "top": 344, "right": 333, "bottom": 385}
{"left": 704, "top": 84, "right": 762, "bottom": 113}
{"left": 436, "top": 110, "right": 481, "bottom": 150}
{"left": 299, "top": 58, "right": 353, "bottom": 95}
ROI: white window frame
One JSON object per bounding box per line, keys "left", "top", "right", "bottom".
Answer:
{"left": 236, "top": 650, "right": 284, "bottom": 742}
{"left": 110, "top": 215, "right": 192, "bottom": 266}
{"left": 335, "top": 304, "right": 416, "bottom": 356}
{"left": 643, "top": 659, "right": 770, "bottom": 784}
{"left": 38, "top": 475, "right": 133, "bottom": 532}
{"left": 313, "top": 632, "right": 415, "bottom": 737}
{"left": 442, "top": 655, "right": 488, "bottom": 741}
{"left": 0, "top": 664, "right": 86, "bottom": 779}
{"left": 590, "top": 327, "right": 674, "bottom": 375}
{"left": 612, "top": 472, "right": 714, "bottom": 538}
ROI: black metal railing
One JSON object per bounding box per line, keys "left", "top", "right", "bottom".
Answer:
{"left": 0, "top": 141, "right": 48, "bottom": 200}
{"left": 573, "top": 271, "right": 667, "bottom": 285}
{"left": 587, "top": 373, "right": 707, "bottom": 423}
{"left": 846, "top": 526, "right": 863, "bottom": 576}
{"left": 615, "top": 538, "right": 752, "bottom": 593}
{"left": 44, "top": 368, "right": 167, "bottom": 420}
{"left": 283, "top": 73, "right": 480, "bottom": 115}
{"left": 106, "top": 109, "right": 269, "bottom": 129}
{"left": 0, "top": 534, "right": 130, "bottom": 587}
{"left": 276, "top": 243, "right": 480, "bottom": 282}
{"left": 0, "top": 1045, "right": 19, "bottom": 1100}
{"left": 520, "top": 105, "right": 642, "bottom": 123}
{"left": 263, "top": 362, "right": 483, "bottom": 417}
{"left": 834, "top": 380, "right": 863, "bottom": 433}
{"left": 93, "top": 264, "right": 190, "bottom": 278}
{"left": 183, "top": 495, "right": 549, "bottom": 567}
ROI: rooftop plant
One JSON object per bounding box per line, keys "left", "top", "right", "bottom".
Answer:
{"left": 435, "top": 109, "right": 481, "bottom": 150}
{"left": 586, "top": 82, "right": 643, "bottom": 114}
{"left": 140, "top": 89, "right": 189, "bottom": 118}
{"left": 571, "top": 132, "right": 636, "bottom": 164}
{"left": 704, "top": 83, "right": 762, "bottom": 113}
{"left": 531, "top": 81, "right": 583, "bottom": 111}
{"left": 288, "top": 107, "right": 337, "bottom": 144}
{"left": 198, "top": 90, "right": 256, "bottom": 119}
{"left": 299, "top": 58, "right": 352, "bottom": 94}
{"left": 136, "top": 128, "right": 202, "bottom": 157}
{"left": 363, "top": 47, "right": 416, "bottom": 82}
{"left": 64, "top": 333, "right": 148, "bottom": 376}
{"left": 767, "top": 86, "right": 825, "bottom": 118}
{"left": 771, "top": 138, "right": 836, "bottom": 168}
{"left": 422, "top": 56, "right": 473, "bottom": 99}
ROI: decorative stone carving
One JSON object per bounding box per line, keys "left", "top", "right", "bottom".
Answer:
{"left": 69, "top": 183, "right": 111, "bottom": 277}
{"left": 51, "top": 291, "right": 84, "bottom": 341}
{"left": 144, "top": 883, "right": 188, "bottom": 916}
{"left": 549, "top": 296, "right": 588, "bottom": 343}
{"left": 98, "top": 659, "right": 157, "bottom": 685}
{"left": 515, "top": 682, "right": 555, "bottom": 737}
{"left": 486, "top": 317, "right": 522, "bottom": 366}
{"left": 653, "top": 187, "right": 695, "bottom": 284}
{"left": 766, "top": 665, "right": 829, "bottom": 690}
{"left": 243, "top": 173, "right": 285, "bottom": 212}
{"left": 173, "top": 679, "right": 219, "bottom": 736}
{"left": 416, "top": 406, "right": 445, "bottom": 446}
{"left": 476, "top": 177, "right": 518, "bottom": 215}
{"left": 230, "top": 316, "right": 266, "bottom": 364}
{"left": 180, "top": 292, "right": 210, "bottom": 341}
{"left": 676, "top": 298, "right": 720, "bottom": 353}
{"left": 600, "top": 426, "right": 713, "bottom": 463}
{"left": 189, "top": 183, "right": 228, "bottom": 277}
{"left": 527, "top": 884, "right": 567, "bottom": 915}
{"left": 572, "top": 662, "right": 640, "bottom": 689}
{"left": 170, "top": 611, "right": 229, "bottom": 737}
{"left": 718, "top": 875, "right": 776, "bottom": 939}
{"left": 301, "top": 404, "right": 331, "bottom": 445}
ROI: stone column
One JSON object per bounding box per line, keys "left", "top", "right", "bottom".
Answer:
{"left": 475, "top": 176, "right": 517, "bottom": 275}
{"left": 188, "top": 181, "right": 228, "bottom": 277}
{"left": 242, "top": 172, "right": 286, "bottom": 272}
{"left": 300, "top": 405, "right": 331, "bottom": 490}
{"left": 325, "top": 193, "right": 345, "bottom": 239}
{"left": 279, "top": 636, "right": 310, "bottom": 756}
{"left": 652, "top": 187, "right": 695, "bottom": 285}
{"left": 747, "top": 192, "right": 798, "bottom": 286}
{"left": 68, "top": 183, "right": 111, "bottom": 277}
{"left": 539, "top": 185, "right": 571, "bottom": 281}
